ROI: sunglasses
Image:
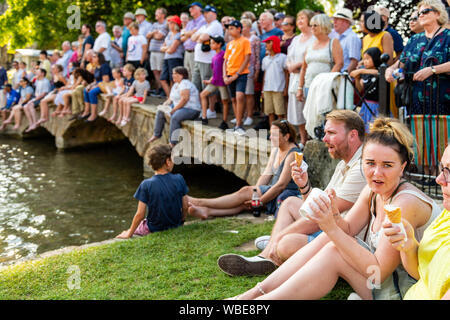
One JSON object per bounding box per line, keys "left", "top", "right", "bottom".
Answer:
{"left": 311, "top": 24, "right": 319, "bottom": 28}
{"left": 418, "top": 8, "right": 436, "bottom": 16}
{"left": 281, "top": 22, "right": 293, "bottom": 26}
{"left": 410, "top": 16, "right": 419, "bottom": 22}
{"left": 438, "top": 163, "right": 450, "bottom": 183}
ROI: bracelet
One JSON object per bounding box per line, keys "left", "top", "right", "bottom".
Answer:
{"left": 300, "top": 183, "right": 311, "bottom": 195}
{"left": 256, "top": 282, "right": 266, "bottom": 295}
{"left": 298, "top": 179, "right": 309, "bottom": 190}
{"left": 298, "top": 87, "right": 303, "bottom": 91}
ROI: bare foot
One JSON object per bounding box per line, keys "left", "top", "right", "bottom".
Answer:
{"left": 115, "top": 118, "right": 121, "bottom": 125}
{"left": 147, "top": 135, "right": 160, "bottom": 144}
{"left": 50, "top": 111, "right": 59, "bottom": 117}
{"left": 0, "top": 124, "right": 6, "bottom": 131}
{"left": 108, "top": 115, "right": 116, "bottom": 123}
{"left": 187, "top": 203, "right": 209, "bottom": 220}
{"left": 37, "top": 118, "right": 48, "bottom": 125}
{"left": 58, "top": 113, "right": 65, "bottom": 118}
{"left": 13, "top": 124, "right": 20, "bottom": 130}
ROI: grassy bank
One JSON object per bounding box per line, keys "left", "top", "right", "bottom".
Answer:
{"left": 0, "top": 218, "right": 351, "bottom": 299}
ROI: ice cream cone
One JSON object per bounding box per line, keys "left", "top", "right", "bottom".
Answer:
{"left": 295, "top": 152, "right": 303, "bottom": 167}
{"left": 384, "top": 204, "right": 402, "bottom": 224}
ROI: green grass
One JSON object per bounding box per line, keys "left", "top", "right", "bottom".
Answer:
{"left": 0, "top": 218, "right": 352, "bottom": 300}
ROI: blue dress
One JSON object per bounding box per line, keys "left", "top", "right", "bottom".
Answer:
{"left": 399, "top": 29, "right": 450, "bottom": 115}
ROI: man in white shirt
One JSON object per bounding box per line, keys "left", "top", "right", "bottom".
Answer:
{"left": 191, "top": 5, "right": 223, "bottom": 116}
{"left": 56, "top": 41, "right": 73, "bottom": 76}
{"left": 23, "top": 68, "right": 51, "bottom": 132}
{"left": 93, "top": 21, "right": 112, "bottom": 63}
{"left": 110, "top": 25, "right": 124, "bottom": 68}
{"left": 135, "top": 8, "right": 153, "bottom": 70}
{"left": 218, "top": 110, "right": 368, "bottom": 276}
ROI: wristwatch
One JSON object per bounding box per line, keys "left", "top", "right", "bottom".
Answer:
{"left": 431, "top": 66, "right": 436, "bottom": 74}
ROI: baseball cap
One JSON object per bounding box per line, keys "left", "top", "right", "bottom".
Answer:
{"left": 167, "top": 15, "right": 182, "bottom": 28}
{"left": 203, "top": 5, "right": 217, "bottom": 13}
{"left": 124, "top": 12, "right": 135, "bottom": 20}
{"left": 135, "top": 8, "right": 148, "bottom": 17}
{"left": 274, "top": 12, "right": 286, "bottom": 21}
{"left": 210, "top": 34, "right": 224, "bottom": 45}
{"left": 225, "top": 20, "right": 242, "bottom": 29}
{"left": 262, "top": 35, "right": 281, "bottom": 53}
{"left": 188, "top": 2, "right": 203, "bottom": 9}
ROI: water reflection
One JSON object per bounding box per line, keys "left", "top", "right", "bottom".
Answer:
{"left": 0, "top": 137, "right": 247, "bottom": 265}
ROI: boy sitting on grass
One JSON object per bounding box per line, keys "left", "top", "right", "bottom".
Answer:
{"left": 116, "top": 144, "right": 205, "bottom": 239}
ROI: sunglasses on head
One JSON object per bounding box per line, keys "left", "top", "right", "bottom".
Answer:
{"left": 418, "top": 8, "right": 436, "bottom": 16}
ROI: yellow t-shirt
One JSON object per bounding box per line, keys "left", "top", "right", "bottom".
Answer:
{"left": 224, "top": 36, "right": 251, "bottom": 76}
{"left": 362, "top": 31, "right": 386, "bottom": 56}
{"left": 404, "top": 209, "right": 450, "bottom": 300}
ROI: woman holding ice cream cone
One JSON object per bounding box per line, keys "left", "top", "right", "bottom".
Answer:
{"left": 232, "top": 118, "right": 441, "bottom": 300}
{"left": 384, "top": 144, "right": 450, "bottom": 300}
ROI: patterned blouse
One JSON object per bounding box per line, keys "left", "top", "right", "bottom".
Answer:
{"left": 399, "top": 28, "right": 450, "bottom": 115}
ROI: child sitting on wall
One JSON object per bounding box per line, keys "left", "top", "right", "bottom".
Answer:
{"left": 116, "top": 144, "right": 206, "bottom": 239}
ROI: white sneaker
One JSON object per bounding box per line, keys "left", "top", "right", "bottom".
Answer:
{"left": 243, "top": 117, "right": 253, "bottom": 126}
{"left": 230, "top": 118, "right": 237, "bottom": 124}
{"left": 234, "top": 126, "right": 246, "bottom": 135}
{"left": 206, "top": 109, "right": 217, "bottom": 119}
{"left": 347, "top": 292, "right": 363, "bottom": 300}
{"left": 254, "top": 235, "right": 270, "bottom": 251}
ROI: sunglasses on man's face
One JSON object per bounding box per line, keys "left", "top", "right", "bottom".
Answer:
{"left": 410, "top": 16, "right": 419, "bottom": 22}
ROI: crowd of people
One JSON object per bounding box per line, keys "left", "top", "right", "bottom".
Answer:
{"left": 0, "top": 0, "right": 449, "bottom": 300}
{"left": 0, "top": 0, "right": 448, "bottom": 146}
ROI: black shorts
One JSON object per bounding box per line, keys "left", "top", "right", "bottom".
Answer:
{"left": 160, "top": 58, "right": 184, "bottom": 82}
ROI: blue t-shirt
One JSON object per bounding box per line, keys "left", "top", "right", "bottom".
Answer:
{"left": 2, "top": 89, "right": 20, "bottom": 110}
{"left": 0, "top": 67, "right": 7, "bottom": 86}
{"left": 134, "top": 173, "right": 189, "bottom": 232}
{"left": 259, "top": 28, "right": 284, "bottom": 62}
{"left": 94, "top": 63, "right": 112, "bottom": 83}
{"left": 386, "top": 26, "right": 404, "bottom": 54}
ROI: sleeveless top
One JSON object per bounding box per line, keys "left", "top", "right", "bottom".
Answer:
{"left": 366, "top": 188, "right": 441, "bottom": 252}
{"left": 362, "top": 31, "right": 386, "bottom": 56}
{"left": 287, "top": 34, "right": 315, "bottom": 94}
{"left": 304, "top": 39, "right": 335, "bottom": 88}
{"left": 269, "top": 146, "right": 302, "bottom": 190}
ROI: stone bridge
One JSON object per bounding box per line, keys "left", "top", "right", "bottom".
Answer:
{"left": 1, "top": 96, "right": 336, "bottom": 187}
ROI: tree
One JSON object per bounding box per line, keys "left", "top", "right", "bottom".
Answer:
{"left": 344, "top": 0, "right": 421, "bottom": 39}
{"left": 0, "top": 0, "right": 325, "bottom": 51}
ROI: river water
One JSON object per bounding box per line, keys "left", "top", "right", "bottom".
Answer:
{"left": 0, "top": 137, "right": 246, "bottom": 265}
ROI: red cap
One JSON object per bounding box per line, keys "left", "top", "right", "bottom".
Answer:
{"left": 167, "top": 15, "right": 182, "bottom": 28}
{"left": 262, "top": 35, "right": 281, "bottom": 54}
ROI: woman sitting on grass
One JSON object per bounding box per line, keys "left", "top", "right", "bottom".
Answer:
{"left": 231, "top": 118, "right": 441, "bottom": 300}
{"left": 116, "top": 144, "right": 204, "bottom": 239}
{"left": 188, "top": 120, "right": 302, "bottom": 219}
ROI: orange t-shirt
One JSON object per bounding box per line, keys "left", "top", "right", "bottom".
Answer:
{"left": 224, "top": 36, "right": 251, "bottom": 76}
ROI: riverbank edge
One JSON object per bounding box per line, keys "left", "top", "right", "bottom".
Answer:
{"left": 0, "top": 213, "right": 268, "bottom": 271}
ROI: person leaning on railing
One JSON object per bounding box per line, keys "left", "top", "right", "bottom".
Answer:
{"left": 385, "top": 0, "right": 450, "bottom": 115}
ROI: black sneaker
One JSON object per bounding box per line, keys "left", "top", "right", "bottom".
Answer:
{"left": 218, "top": 120, "right": 229, "bottom": 130}
{"left": 253, "top": 116, "right": 269, "bottom": 130}
{"left": 202, "top": 118, "right": 208, "bottom": 125}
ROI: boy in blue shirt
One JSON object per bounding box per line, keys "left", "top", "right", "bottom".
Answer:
{"left": 116, "top": 144, "right": 204, "bottom": 238}
{"left": 0, "top": 84, "right": 20, "bottom": 131}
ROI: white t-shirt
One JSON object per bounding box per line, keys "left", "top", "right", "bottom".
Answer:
{"left": 34, "top": 78, "right": 51, "bottom": 97}
{"left": 170, "top": 79, "right": 201, "bottom": 111}
{"left": 262, "top": 53, "right": 287, "bottom": 92}
{"left": 94, "top": 32, "right": 112, "bottom": 61}
{"left": 194, "top": 20, "right": 223, "bottom": 64}
{"left": 127, "top": 35, "right": 147, "bottom": 61}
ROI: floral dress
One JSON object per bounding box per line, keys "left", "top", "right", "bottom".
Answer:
{"left": 399, "top": 28, "right": 450, "bottom": 115}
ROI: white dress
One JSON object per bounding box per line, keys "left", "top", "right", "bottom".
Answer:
{"left": 286, "top": 35, "right": 315, "bottom": 126}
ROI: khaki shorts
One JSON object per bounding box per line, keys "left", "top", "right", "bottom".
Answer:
{"left": 263, "top": 91, "right": 285, "bottom": 115}
{"left": 150, "top": 51, "right": 164, "bottom": 71}
{"left": 205, "top": 84, "right": 229, "bottom": 100}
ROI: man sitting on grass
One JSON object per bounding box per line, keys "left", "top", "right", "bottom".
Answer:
{"left": 116, "top": 144, "right": 205, "bottom": 239}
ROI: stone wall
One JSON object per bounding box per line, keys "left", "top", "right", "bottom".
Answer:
{"left": 0, "top": 96, "right": 338, "bottom": 187}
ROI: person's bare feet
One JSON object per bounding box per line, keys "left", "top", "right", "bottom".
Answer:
{"left": 0, "top": 123, "right": 6, "bottom": 131}
{"left": 147, "top": 135, "right": 160, "bottom": 144}
{"left": 13, "top": 124, "right": 20, "bottom": 130}
{"left": 187, "top": 203, "right": 209, "bottom": 220}
{"left": 108, "top": 115, "right": 116, "bottom": 122}
{"left": 50, "top": 111, "right": 60, "bottom": 117}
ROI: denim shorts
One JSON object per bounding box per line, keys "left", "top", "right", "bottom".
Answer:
{"left": 259, "top": 185, "right": 300, "bottom": 216}
{"left": 160, "top": 58, "right": 184, "bottom": 82}
{"left": 307, "top": 230, "right": 323, "bottom": 243}
{"left": 228, "top": 73, "right": 248, "bottom": 98}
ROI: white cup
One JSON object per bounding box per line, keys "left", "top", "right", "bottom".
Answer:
{"left": 299, "top": 188, "right": 330, "bottom": 220}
